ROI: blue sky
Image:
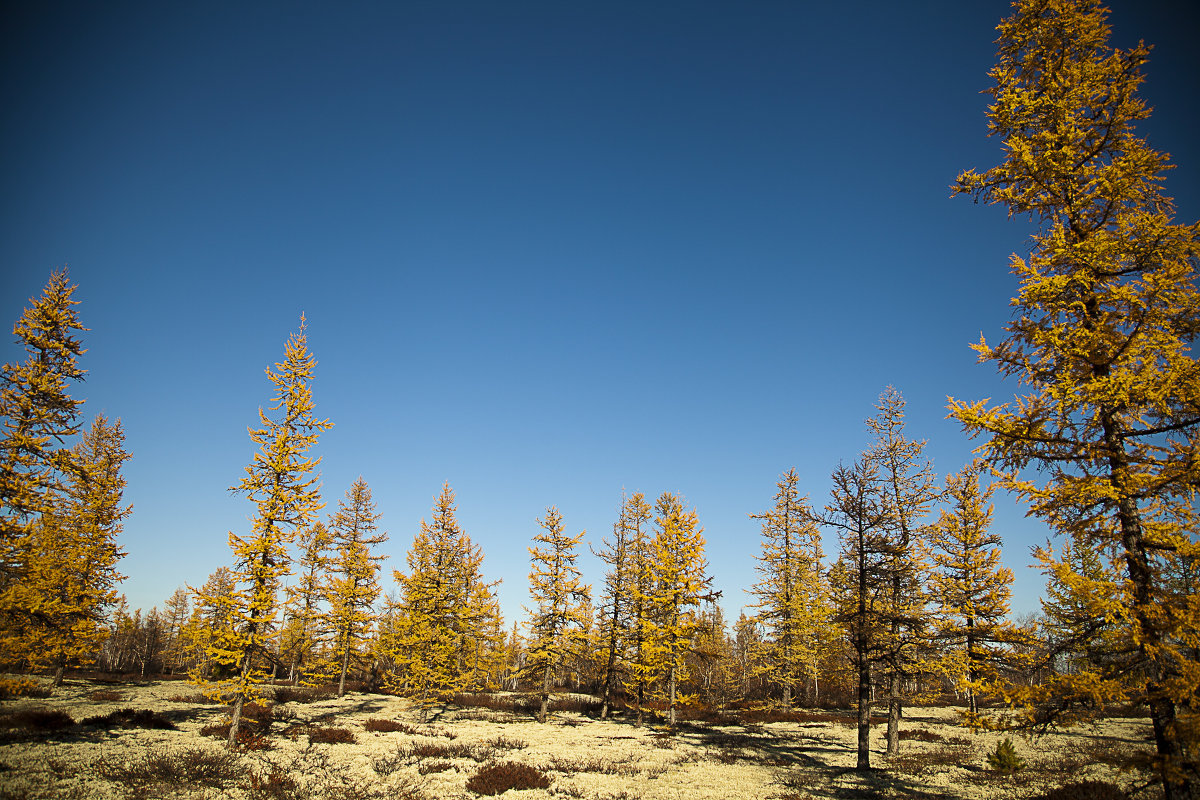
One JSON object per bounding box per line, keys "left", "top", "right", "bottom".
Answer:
{"left": 3, "top": 1, "right": 1197, "bottom": 629}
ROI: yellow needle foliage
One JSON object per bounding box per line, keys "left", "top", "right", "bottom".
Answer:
{"left": 194, "top": 317, "right": 332, "bottom": 746}
{"left": 928, "top": 462, "right": 1021, "bottom": 719}
{"left": 323, "top": 477, "right": 387, "bottom": 696}
{"left": 646, "top": 492, "right": 714, "bottom": 728}
{"left": 387, "top": 483, "right": 500, "bottom": 721}
{"left": 524, "top": 506, "right": 590, "bottom": 722}
{"left": 952, "top": 1, "right": 1200, "bottom": 795}
{"left": 747, "top": 467, "right": 828, "bottom": 707}
{"left": 0, "top": 269, "right": 86, "bottom": 592}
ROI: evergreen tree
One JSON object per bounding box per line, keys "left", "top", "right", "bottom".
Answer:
{"left": 647, "top": 492, "right": 715, "bottom": 728}
{"left": 324, "top": 477, "right": 387, "bottom": 696}
{"left": 747, "top": 468, "right": 827, "bottom": 707}
{"left": 928, "top": 462, "right": 1019, "bottom": 717}
{"left": 195, "top": 318, "right": 332, "bottom": 747}
{"left": 952, "top": 1, "right": 1200, "bottom": 794}
{"left": 523, "top": 506, "right": 590, "bottom": 722}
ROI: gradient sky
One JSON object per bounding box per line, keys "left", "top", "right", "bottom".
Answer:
{"left": 3, "top": 1, "right": 1197, "bottom": 630}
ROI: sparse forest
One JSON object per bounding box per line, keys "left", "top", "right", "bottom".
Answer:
{"left": 1, "top": 1, "right": 1196, "bottom": 799}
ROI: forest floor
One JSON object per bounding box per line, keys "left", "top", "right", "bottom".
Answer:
{"left": 0, "top": 677, "right": 1157, "bottom": 799}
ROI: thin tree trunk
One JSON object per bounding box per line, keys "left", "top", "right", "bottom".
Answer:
{"left": 886, "top": 671, "right": 901, "bottom": 756}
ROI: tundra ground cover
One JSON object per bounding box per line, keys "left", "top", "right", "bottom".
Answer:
{"left": 0, "top": 679, "right": 1155, "bottom": 799}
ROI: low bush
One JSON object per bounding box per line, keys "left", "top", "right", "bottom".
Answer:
{"left": 418, "top": 760, "right": 455, "bottom": 775}
{"left": 274, "top": 686, "right": 334, "bottom": 704}
{"left": 1033, "top": 781, "right": 1130, "bottom": 800}
{"left": 0, "top": 677, "right": 50, "bottom": 700}
{"left": 82, "top": 708, "right": 176, "bottom": 730}
{"left": 488, "top": 734, "right": 527, "bottom": 750}
{"left": 88, "top": 689, "right": 124, "bottom": 702}
{"left": 308, "top": 726, "right": 356, "bottom": 744}
{"left": 466, "top": 762, "right": 552, "bottom": 796}
{"left": 364, "top": 718, "right": 410, "bottom": 733}
{"left": 247, "top": 764, "right": 299, "bottom": 800}
{"left": 409, "top": 741, "right": 495, "bottom": 761}
{"left": 168, "top": 692, "right": 221, "bottom": 704}
{"left": 93, "top": 746, "right": 245, "bottom": 790}
{"left": 0, "top": 708, "right": 75, "bottom": 732}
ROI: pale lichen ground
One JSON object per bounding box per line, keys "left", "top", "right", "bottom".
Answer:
{"left": 0, "top": 679, "right": 1155, "bottom": 799}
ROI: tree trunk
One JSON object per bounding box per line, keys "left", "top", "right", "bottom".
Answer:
{"left": 539, "top": 663, "right": 551, "bottom": 723}
{"left": 856, "top": 657, "right": 871, "bottom": 771}
{"left": 338, "top": 640, "right": 350, "bottom": 697}
{"left": 886, "top": 671, "right": 901, "bottom": 757}
{"left": 668, "top": 663, "right": 677, "bottom": 729}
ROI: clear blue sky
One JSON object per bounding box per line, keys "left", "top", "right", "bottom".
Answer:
{"left": 3, "top": 1, "right": 1197, "bottom": 629}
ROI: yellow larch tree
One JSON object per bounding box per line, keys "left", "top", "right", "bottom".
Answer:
{"left": 281, "top": 519, "right": 331, "bottom": 684}
{"left": 594, "top": 490, "right": 650, "bottom": 719}
{"left": 195, "top": 317, "right": 332, "bottom": 747}
{"left": 323, "top": 477, "right": 387, "bottom": 696}
{"left": 523, "top": 506, "right": 590, "bottom": 722}
{"left": 866, "top": 388, "right": 939, "bottom": 756}
{"left": 388, "top": 483, "right": 499, "bottom": 720}
{"left": 646, "top": 492, "right": 715, "bottom": 728}
{"left": 0, "top": 269, "right": 86, "bottom": 635}
{"left": 951, "top": 0, "right": 1200, "bottom": 794}
{"left": 620, "top": 491, "right": 658, "bottom": 726}
{"left": 747, "top": 467, "right": 828, "bottom": 707}
{"left": 928, "top": 462, "right": 1019, "bottom": 717}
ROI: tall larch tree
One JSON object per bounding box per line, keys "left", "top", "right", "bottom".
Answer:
{"left": 523, "top": 506, "right": 590, "bottom": 722}
{"left": 324, "top": 477, "right": 387, "bottom": 696}
{"left": 647, "top": 492, "right": 715, "bottom": 728}
{"left": 951, "top": 1, "right": 1200, "bottom": 794}
{"left": 825, "top": 457, "right": 891, "bottom": 772}
{"left": 748, "top": 468, "right": 828, "bottom": 707}
{"left": 866, "top": 388, "right": 939, "bottom": 756}
{"left": 928, "top": 462, "right": 1018, "bottom": 717}
{"left": 0, "top": 269, "right": 86, "bottom": 637}
{"left": 593, "top": 491, "right": 650, "bottom": 719}
{"left": 196, "top": 317, "right": 332, "bottom": 747}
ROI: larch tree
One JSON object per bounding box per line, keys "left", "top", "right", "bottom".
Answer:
{"left": 951, "top": 0, "right": 1200, "bottom": 794}
{"left": 593, "top": 490, "right": 650, "bottom": 719}
{"left": 162, "top": 587, "right": 191, "bottom": 675}
{"left": 825, "top": 457, "right": 892, "bottom": 772}
{"left": 747, "top": 467, "right": 828, "bottom": 707}
{"left": 282, "top": 519, "right": 332, "bottom": 684}
{"left": 389, "top": 483, "right": 498, "bottom": 720}
{"left": 928, "top": 462, "right": 1019, "bottom": 717}
{"left": 0, "top": 269, "right": 86, "bottom": 634}
{"left": 647, "top": 492, "right": 715, "bottom": 728}
{"left": 866, "top": 388, "right": 939, "bottom": 756}
{"left": 1, "top": 414, "right": 130, "bottom": 683}
{"left": 523, "top": 506, "right": 590, "bottom": 722}
{"left": 324, "top": 477, "right": 387, "bottom": 696}
{"left": 621, "top": 491, "right": 657, "bottom": 727}
{"left": 195, "top": 317, "right": 332, "bottom": 747}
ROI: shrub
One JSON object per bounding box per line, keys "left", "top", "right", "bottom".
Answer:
{"left": 248, "top": 764, "right": 299, "bottom": 800}
{"left": 466, "top": 762, "right": 551, "bottom": 796}
{"left": 93, "top": 746, "right": 245, "bottom": 789}
{"left": 418, "top": 761, "right": 454, "bottom": 775}
{"left": 0, "top": 708, "right": 75, "bottom": 732}
{"left": 82, "top": 708, "right": 177, "bottom": 730}
{"left": 409, "top": 741, "right": 494, "bottom": 761}
{"left": 488, "top": 734, "right": 527, "bottom": 750}
{"left": 987, "top": 737, "right": 1026, "bottom": 773}
{"left": 364, "top": 718, "right": 409, "bottom": 733}
{"left": 88, "top": 690, "right": 123, "bottom": 702}
{"left": 309, "top": 726, "right": 356, "bottom": 744}
{"left": 199, "top": 722, "right": 275, "bottom": 750}
{"left": 0, "top": 678, "right": 50, "bottom": 700}
{"left": 167, "top": 692, "right": 221, "bottom": 704}
{"left": 274, "top": 686, "right": 334, "bottom": 704}
{"left": 1033, "top": 781, "right": 1130, "bottom": 800}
